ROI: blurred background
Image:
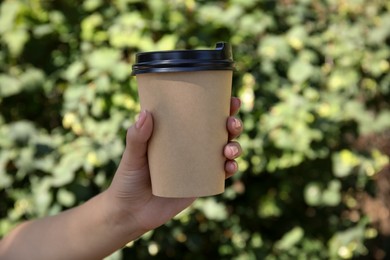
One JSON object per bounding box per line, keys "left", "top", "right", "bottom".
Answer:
{"left": 0, "top": 0, "right": 389, "bottom": 259}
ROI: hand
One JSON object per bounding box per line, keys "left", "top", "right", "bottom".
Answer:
{"left": 105, "top": 97, "right": 243, "bottom": 235}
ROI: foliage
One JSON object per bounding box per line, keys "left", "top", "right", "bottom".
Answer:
{"left": 1, "top": 0, "right": 389, "bottom": 259}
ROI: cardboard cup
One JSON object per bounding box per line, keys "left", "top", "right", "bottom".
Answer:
{"left": 136, "top": 70, "right": 232, "bottom": 197}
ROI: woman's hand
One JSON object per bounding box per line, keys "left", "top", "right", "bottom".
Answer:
{"left": 106, "top": 97, "right": 243, "bottom": 234}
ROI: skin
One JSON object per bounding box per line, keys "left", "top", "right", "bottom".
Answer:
{"left": 0, "top": 97, "right": 243, "bottom": 260}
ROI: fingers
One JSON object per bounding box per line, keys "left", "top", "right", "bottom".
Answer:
{"left": 225, "top": 160, "right": 238, "bottom": 179}
{"left": 227, "top": 116, "right": 243, "bottom": 140}
{"left": 119, "top": 110, "right": 154, "bottom": 172}
{"left": 230, "top": 97, "right": 241, "bottom": 116}
{"left": 226, "top": 97, "right": 243, "bottom": 178}
{"left": 224, "top": 141, "right": 242, "bottom": 178}
{"left": 228, "top": 97, "right": 243, "bottom": 140}
{"left": 224, "top": 141, "right": 242, "bottom": 160}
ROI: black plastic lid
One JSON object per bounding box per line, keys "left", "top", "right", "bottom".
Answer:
{"left": 131, "top": 42, "right": 234, "bottom": 75}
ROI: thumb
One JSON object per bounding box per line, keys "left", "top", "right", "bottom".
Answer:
{"left": 119, "top": 110, "right": 153, "bottom": 172}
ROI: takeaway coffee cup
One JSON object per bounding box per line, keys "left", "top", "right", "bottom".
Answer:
{"left": 132, "top": 42, "right": 234, "bottom": 197}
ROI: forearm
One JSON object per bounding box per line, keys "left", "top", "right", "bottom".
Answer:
{"left": 0, "top": 191, "right": 145, "bottom": 260}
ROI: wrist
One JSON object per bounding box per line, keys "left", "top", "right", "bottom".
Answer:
{"left": 100, "top": 189, "right": 147, "bottom": 242}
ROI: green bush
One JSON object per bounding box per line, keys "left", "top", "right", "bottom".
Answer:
{"left": 1, "top": 0, "right": 389, "bottom": 259}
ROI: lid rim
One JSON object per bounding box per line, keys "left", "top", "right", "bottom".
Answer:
{"left": 135, "top": 59, "right": 233, "bottom": 65}
{"left": 132, "top": 42, "right": 234, "bottom": 76}
{"left": 132, "top": 66, "right": 235, "bottom": 75}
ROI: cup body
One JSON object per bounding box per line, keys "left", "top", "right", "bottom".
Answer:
{"left": 136, "top": 70, "right": 232, "bottom": 197}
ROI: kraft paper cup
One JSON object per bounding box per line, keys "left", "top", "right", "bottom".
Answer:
{"left": 132, "top": 43, "right": 234, "bottom": 197}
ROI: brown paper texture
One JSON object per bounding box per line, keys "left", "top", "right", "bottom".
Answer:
{"left": 136, "top": 70, "right": 232, "bottom": 197}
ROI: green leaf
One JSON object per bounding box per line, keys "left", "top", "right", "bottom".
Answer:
{"left": 0, "top": 154, "right": 12, "bottom": 188}
{"left": 155, "top": 35, "right": 177, "bottom": 50}
{"left": 258, "top": 35, "right": 291, "bottom": 61}
{"left": 304, "top": 182, "right": 322, "bottom": 206}
{"left": 0, "top": 1, "right": 20, "bottom": 33}
{"left": 52, "top": 152, "right": 85, "bottom": 186}
{"left": 86, "top": 48, "right": 121, "bottom": 72}
{"left": 83, "top": 0, "right": 103, "bottom": 11}
{"left": 322, "top": 180, "right": 341, "bottom": 206}
{"left": 20, "top": 68, "right": 45, "bottom": 91}
{"left": 3, "top": 28, "right": 29, "bottom": 57}
{"left": 31, "top": 177, "right": 53, "bottom": 217}
{"left": 64, "top": 61, "right": 85, "bottom": 82}
{"left": 288, "top": 59, "right": 313, "bottom": 83}
{"left": 111, "top": 62, "right": 130, "bottom": 81}
{"left": 8, "top": 121, "right": 36, "bottom": 145}
{"left": 81, "top": 13, "right": 103, "bottom": 41}
{"left": 194, "top": 198, "right": 228, "bottom": 221}
{"left": 328, "top": 69, "right": 359, "bottom": 91}
{"left": 0, "top": 74, "right": 21, "bottom": 97}
{"left": 275, "top": 227, "right": 304, "bottom": 251}
{"left": 258, "top": 196, "right": 282, "bottom": 218}
{"left": 332, "top": 150, "right": 360, "bottom": 178}
{"left": 57, "top": 188, "right": 76, "bottom": 207}
{"left": 329, "top": 225, "right": 366, "bottom": 259}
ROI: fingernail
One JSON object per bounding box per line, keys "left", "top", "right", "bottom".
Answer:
{"left": 234, "top": 97, "right": 241, "bottom": 108}
{"left": 136, "top": 110, "right": 147, "bottom": 129}
{"left": 234, "top": 118, "right": 242, "bottom": 130}
{"left": 229, "top": 146, "right": 239, "bottom": 157}
{"left": 231, "top": 161, "right": 238, "bottom": 172}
